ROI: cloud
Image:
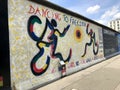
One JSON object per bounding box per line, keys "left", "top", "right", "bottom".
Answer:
{"left": 101, "top": 6, "right": 119, "bottom": 19}
{"left": 113, "top": 12, "right": 120, "bottom": 19}
{"left": 96, "top": 5, "right": 120, "bottom": 26}
{"left": 96, "top": 20, "right": 105, "bottom": 24}
{"left": 86, "top": 5, "right": 100, "bottom": 14}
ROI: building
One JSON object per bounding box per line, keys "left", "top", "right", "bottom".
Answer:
{"left": 108, "top": 18, "right": 120, "bottom": 32}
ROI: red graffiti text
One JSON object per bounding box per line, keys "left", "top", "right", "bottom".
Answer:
{"left": 28, "top": 5, "right": 61, "bottom": 21}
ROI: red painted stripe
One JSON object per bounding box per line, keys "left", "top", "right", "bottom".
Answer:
{"left": 33, "top": 64, "right": 44, "bottom": 73}
{"left": 30, "top": 24, "right": 33, "bottom": 32}
{"left": 0, "top": 76, "right": 3, "bottom": 81}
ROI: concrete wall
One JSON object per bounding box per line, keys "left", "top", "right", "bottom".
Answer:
{"left": 117, "top": 34, "right": 120, "bottom": 51}
{"left": 8, "top": 0, "right": 108, "bottom": 90}
{"left": 103, "top": 29, "right": 119, "bottom": 57}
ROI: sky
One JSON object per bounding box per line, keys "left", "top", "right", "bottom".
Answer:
{"left": 47, "top": 0, "right": 120, "bottom": 26}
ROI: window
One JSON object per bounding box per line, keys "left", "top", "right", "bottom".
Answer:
{"left": 110, "top": 25, "right": 112, "bottom": 27}
{"left": 117, "top": 21, "right": 119, "bottom": 24}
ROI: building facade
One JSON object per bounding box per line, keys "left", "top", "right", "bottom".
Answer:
{"left": 108, "top": 18, "right": 120, "bottom": 32}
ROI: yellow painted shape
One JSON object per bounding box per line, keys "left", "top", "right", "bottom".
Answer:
{"left": 16, "top": 36, "right": 20, "bottom": 40}
{"left": 55, "top": 31, "right": 60, "bottom": 36}
{"left": 65, "top": 61, "right": 68, "bottom": 64}
{"left": 0, "top": 81, "right": 3, "bottom": 87}
{"left": 11, "top": 64, "right": 15, "bottom": 69}
{"left": 38, "top": 42, "right": 46, "bottom": 48}
{"left": 73, "top": 26, "right": 83, "bottom": 42}
{"left": 43, "top": 64, "right": 47, "bottom": 70}
{"left": 13, "top": 30, "right": 18, "bottom": 35}
{"left": 9, "top": 17, "right": 14, "bottom": 22}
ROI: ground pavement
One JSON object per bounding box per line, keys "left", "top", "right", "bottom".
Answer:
{"left": 37, "top": 55, "right": 120, "bottom": 90}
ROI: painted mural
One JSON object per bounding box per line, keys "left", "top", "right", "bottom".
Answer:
{"left": 28, "top": 15, "right": 72, "bottom": 76}
{"left": 81, "top": 23, "right": 99, "bottom": 57}
{"left": 8, "top": 0, "right": 104, "bottom": 90}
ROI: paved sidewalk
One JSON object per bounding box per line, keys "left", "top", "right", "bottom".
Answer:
{"left": 37, "top": 55, "right": 120, "bottom": 90}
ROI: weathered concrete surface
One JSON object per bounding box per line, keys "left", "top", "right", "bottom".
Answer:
{"left": 37, "top": 55, "right": 120, "bottom": 90}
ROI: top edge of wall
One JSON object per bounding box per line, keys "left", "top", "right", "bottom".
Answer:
{"left": 29, "top": 0, "right": 120, "bottom": 34}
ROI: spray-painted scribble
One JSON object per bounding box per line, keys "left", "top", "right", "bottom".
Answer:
{"left": 27, "top": 15, "right": 72, "bottom": 76}
{"left": 82, "top": 24, "right": 99, "bottom": 57}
